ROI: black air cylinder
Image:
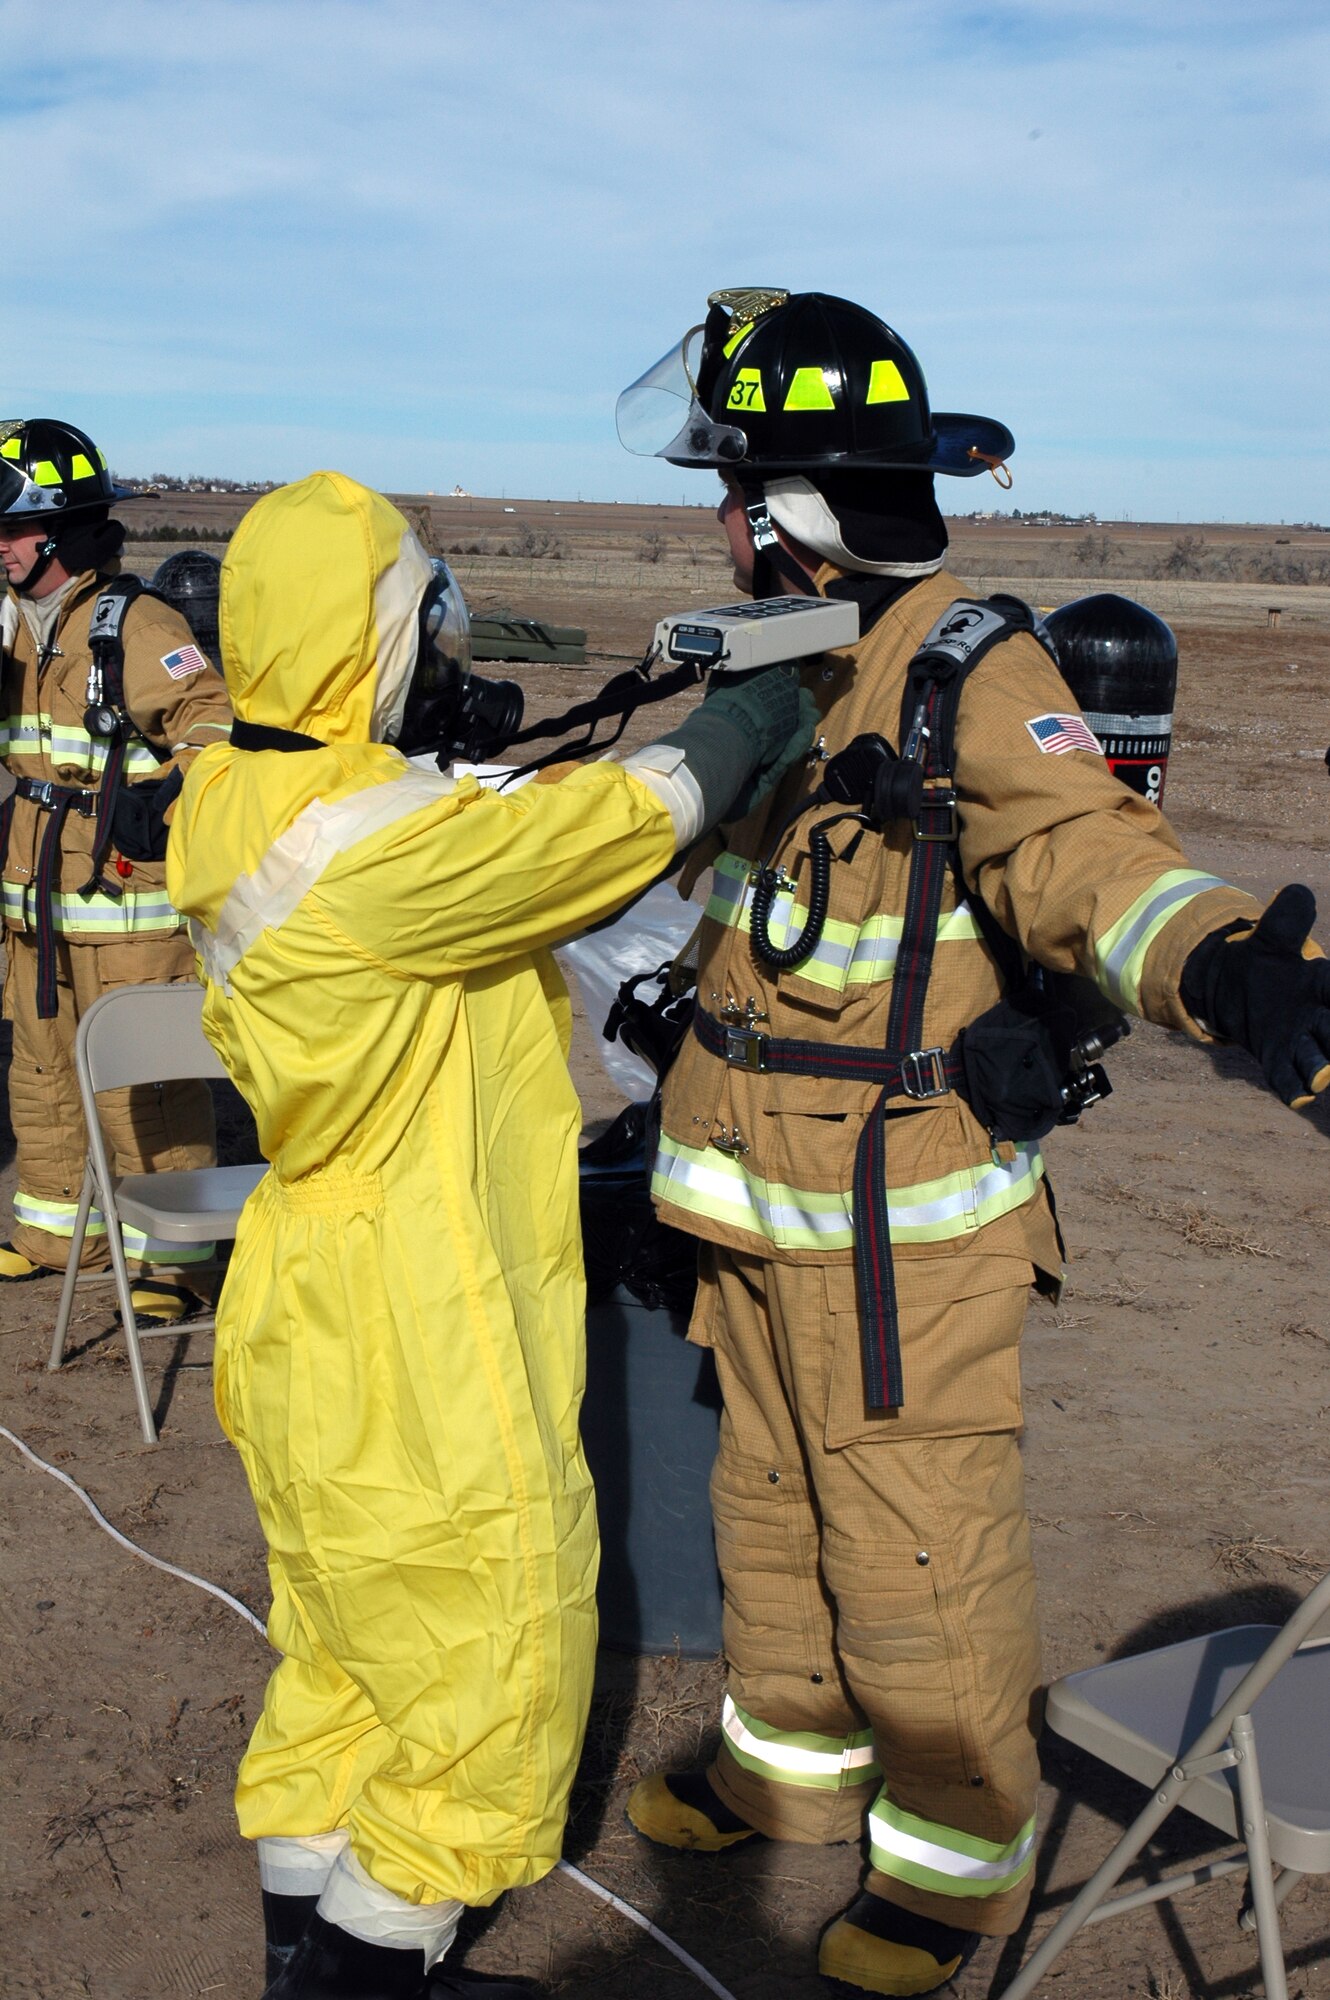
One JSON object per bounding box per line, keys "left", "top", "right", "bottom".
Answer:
{"left": 1042, "top": 593, "right": 1178, "bottom": 806}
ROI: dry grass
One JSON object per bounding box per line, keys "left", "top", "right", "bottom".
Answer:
{"left": 1090, "top": 1179, "right": 1277, "bottom": 1258}
{"left": 1212, "top": 1534, "right": 1322, "bottom": 1581}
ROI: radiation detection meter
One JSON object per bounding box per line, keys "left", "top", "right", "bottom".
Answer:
{"left": 652, "top": 595, "right": 859, "bottom": 675}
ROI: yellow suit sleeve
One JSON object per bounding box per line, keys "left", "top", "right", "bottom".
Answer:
{"left": 313, "top": 761, "right": 677, "bottom": 979}
{"left": 954, "top": 632, "right": 1261, "bottom": 1031}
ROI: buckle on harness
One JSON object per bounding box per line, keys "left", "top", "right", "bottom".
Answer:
{"left": 26, "top": 780, "right": 58, "bottom": 810}
{"left": 901, "top": 1048, "right": 949, "bottom": 1099}
{"left": 913, "top": 787, "right": 958, "bottom": 843}
{"left": 724, "top": 1026, "right": 769, "bottom": 1072}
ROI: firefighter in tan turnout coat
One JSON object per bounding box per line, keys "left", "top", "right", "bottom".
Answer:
{"left": 0, "top": 420, "right": 231, "bottom": 1316}
{"left": 617, "top": 292, "right": 1330, "bottom": 1997}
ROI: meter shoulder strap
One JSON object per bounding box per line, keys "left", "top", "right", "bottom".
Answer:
{"left": 81, "top": 578, "right": 166, "bottom": 900}
{"left": 853, "top": 596, "right": 1033, "bottom": 1407}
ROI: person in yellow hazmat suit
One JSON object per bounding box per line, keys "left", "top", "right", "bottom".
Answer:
{"left": 166, "top": 469, "right": 817, "bottom": 2000}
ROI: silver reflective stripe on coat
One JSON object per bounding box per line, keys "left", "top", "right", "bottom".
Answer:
{"left": 190, "top": 766, "right": 456, "bottom": 991}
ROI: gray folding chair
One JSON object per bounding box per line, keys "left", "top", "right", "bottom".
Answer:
{"left": 46, "top": 982, "right": 266, "bottom": 1446}
{"left": 1000, "top": 1569, "right": 1330, "bottom": 1999}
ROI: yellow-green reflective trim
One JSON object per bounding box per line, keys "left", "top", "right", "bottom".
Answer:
{"left": 0, "top": 437, "right": 20, "bottom": 460}
{"left": 706, "top": 850, "right": 983, "bottom": 992}
{"left": 726, "top": 367, "right": 766, "bottom": 413}
{"left": 867, "top": 359, "right": 909, "bottom": 405}
{"left": 0, "top": 712, "right": 160, "bottom": 777}
{"left": 783, "top": 365, "right": 836, "bottom": 411}
{"left": 721, "top": 1695, "right": 879, "bottom": 1791}
{"left": 869, "top": 1794, "right": 1037, "bottom": 1899}
{"left": 3, "top": 880, "right": 183, "bottom": 936}
{"left": 32, "top": 459, "right": 61, "bottom": 486}
{"left": 653, "top": 1132, "right": 1043, "bottom": 1252}
{"left": 70, "top": 453, "right": 94, "bottom": 480}
{"left": 14, "top": 1192, "right": 107, "bottom": 1239}
{"left": 1095, "top": 869, "right": 1227, "bottom": 1014}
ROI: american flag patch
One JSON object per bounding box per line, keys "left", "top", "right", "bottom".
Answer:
{"left": 1025, "top": 713, "right": 1102, "bottom": 756}
{"left": 160, "top": 643, "right": 209, "bottom": 680}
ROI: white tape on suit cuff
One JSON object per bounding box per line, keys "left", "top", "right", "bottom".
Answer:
{"left": 258, "top": 1828, "right": 349, "bottom": 1895}
{"left": 621, "top": 741, "right": 706, "bottom": 847}
{"left": 317, "top": 1845, "right": 462, "bottom": 1959}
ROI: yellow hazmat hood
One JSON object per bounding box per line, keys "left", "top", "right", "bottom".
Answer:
{"left": 220, "top": 471, "right": 434, "bottom": 744}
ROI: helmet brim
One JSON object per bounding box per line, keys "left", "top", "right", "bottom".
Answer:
{"left": 927, "top": 413, "right": 1015, "bottom": 476}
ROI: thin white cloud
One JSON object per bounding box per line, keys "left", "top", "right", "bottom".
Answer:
{"left": 1, "top": 0, "right": 1325, "bottom": 517}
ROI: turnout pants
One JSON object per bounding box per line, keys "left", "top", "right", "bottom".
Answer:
{"left": 698, "top": 1247, "right": 1042, "bottom": 1938}
{"left": 2, "top": 928, "right": 216, "bottom": 1273}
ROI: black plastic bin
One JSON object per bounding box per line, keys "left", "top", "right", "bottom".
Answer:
{"left": 579, "top": 1132, "right": 723, "bottom": 1657}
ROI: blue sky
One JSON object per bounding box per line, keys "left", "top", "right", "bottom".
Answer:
{"left": 2, "top": 0, "right": 1326, "bottom": 521}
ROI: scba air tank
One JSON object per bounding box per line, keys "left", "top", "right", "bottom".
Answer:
{"left": 1042, "top": 593, "right": 1178, "bottom": 806}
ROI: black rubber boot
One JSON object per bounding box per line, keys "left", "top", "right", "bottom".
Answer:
{"left": 260, "top": 1913, "right": 429, "bottom": 1998}
{"left": 428, "top": 1970, "right": 547, "bottom": 1997}
{"left": 262, "top": 1890, "right": 321, "bottom": 1986}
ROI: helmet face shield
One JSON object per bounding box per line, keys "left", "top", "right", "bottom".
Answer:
{"left": 616, "top": 328, "right": 749, "bottom": 466}
{"left": 0, "top": 459, "right": 52, "bottom": 524}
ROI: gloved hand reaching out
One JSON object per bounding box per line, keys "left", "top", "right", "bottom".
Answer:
{"left": 621, "top": 664, "right": 819, "bottom": 847}
{"left": 1181, "top": 883, "right": 1330, "bottom": 1107}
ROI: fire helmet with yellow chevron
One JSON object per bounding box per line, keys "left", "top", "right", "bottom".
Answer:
{"left": 618, "top": 289, "right": 1015, "bottom": 600}
{"left": 0, "top": 418, "right": 137, "bottom": 592}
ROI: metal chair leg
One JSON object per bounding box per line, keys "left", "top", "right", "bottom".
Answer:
{"left": 1231, "top": 1711, "right": 1288, "bottom": 2000}
{"left": 105, "top": 1197, "right": 158, "bottom": 1447}
{"left": 47, "top": 1161, "right": 97, "bottom": 1373}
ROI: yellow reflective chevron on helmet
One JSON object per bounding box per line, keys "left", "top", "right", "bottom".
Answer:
{"left": 32, "top": 460, "right": 61, "bottom": 486}
{"left": 70, "top": 453, "right": 94, "bottom": 480}
{"left": 0, "top": 437, "right": 19, "bottom": 460}
{"left": 783, "top": 366, "right": 836, "bottom": 411}
{"left": 867, "top": 360, "right": 909, "bottom": 405}
{"left": 727, "top": 368, "right": 766, "bottom": 413}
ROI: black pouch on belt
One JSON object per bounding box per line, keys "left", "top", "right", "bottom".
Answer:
{"left": 958, "top": 991, "right": 1067, "bottom": 1142}
{"left": 109, "top": 766, "right": 184, "bottom": 863}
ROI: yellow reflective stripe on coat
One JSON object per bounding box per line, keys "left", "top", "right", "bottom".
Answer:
{"left": 869, "top": 1794, "right": 1037, "bottom": 1899}
{"left": 3, "top": 880, "right": 184, "bottom": 935}
{"left": 190, "top": 764, "right": 459, "bottom": 991}
{"left": 653, "top": 1133, "right": 1044, "bottom": 1252}
{"left": 1096, "top": 869, "right": 1227, "bottom": 1014}
{"left": 12, "top": 1189, "right": 210, "bottom": 1263}
{"left": 706, "top": 850, "right": 983, "bottom": 994}
{"left": 721, "top": 1695, "right": 879, "bottom": 1791}
{"left": 0, "top": 711, "right": 160, "bottom": 777}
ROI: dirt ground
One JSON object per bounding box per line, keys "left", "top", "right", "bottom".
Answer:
{"left": 1, "top": 504, "right": 1327, "bottom": 1999}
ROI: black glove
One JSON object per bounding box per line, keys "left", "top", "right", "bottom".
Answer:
{"left": 1180, "top": 883, "right": 1330, "bottom": 1107}
{"left": 110, "top": 766, "right": 184, "bottom": 863}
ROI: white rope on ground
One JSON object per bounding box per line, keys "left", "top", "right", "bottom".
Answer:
{"left": 556, "top": 1861, "right": 739, "bottom": 2000}
{"left": 0, "top": 1420, "right": 740, "bottom": 2000}
{"left": 0, "top": 1421, "right": 267, "bottom": 1635}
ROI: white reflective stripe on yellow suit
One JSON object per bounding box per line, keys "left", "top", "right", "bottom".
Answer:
{"left": 706, "top": 849, "right": 983, "bottom": 994}
{"left": 869, "top": 1794, "right": 1037, "bottom": 1899}
{"left": 652, "top": 1131, "right": 1043, "bottom": 1252}
{"left": 188, "top": 766, "right": 457, "bottom": 989}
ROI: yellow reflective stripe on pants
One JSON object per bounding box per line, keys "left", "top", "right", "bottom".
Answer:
{"left": 4, "top": 880, "right": 184, "bottom": 935}
{"left": 1, "top": 712, "right": 161, "bottom": 777}
{"left": 652, "top": 1133, "right": 1044, "bottom": 1253}
{"left": 705, "top": 850, "right": 983, "bottom": 994}
{"left": 1095, "top": 869, "right": 1227, "bottom": 1014}
{"left": 869, "top": 1793, "right": 1037, "bottom": 1900}
{"left": 721, "top": 1696, "right": 880, "bottom": 1791}
{"left": 12, "top": 1189, "right": 211, "bottom": 1264}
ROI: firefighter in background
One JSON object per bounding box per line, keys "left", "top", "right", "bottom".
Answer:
{"left": 0, "top": 419, "right": 232, "bottom": 1319}
{"left": 167, "top": 470, "right": 815, "bottom": 1998}
{"left": 617, "top": 291, "right": 1330, "bottom": 1998}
